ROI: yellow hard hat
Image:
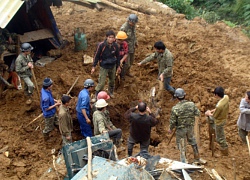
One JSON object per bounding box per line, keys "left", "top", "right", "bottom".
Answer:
{"left": 116, "top": 31, "right": 128, "bottom": 40}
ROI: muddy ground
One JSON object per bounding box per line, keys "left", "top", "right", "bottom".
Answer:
{"left": 0, "top": 1, "right": 250, "bottom": 179}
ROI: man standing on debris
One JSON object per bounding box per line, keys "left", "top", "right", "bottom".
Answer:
{"left": 15, "top": 43, "right": 35, "bottom": 104}
{"left": 237, "top": 91, "right": 250, "bottom": 144}
{"left": 91, "top": 30, "right": 120, "bottom": 99}
{"left": 116, "top": 31, "right": 128, "bottom": 81}
{"left": 76, "top": 79, "right": 95, "bottom": 137}
{"left": 58, "top": 95, "right": 73, "bottom": 146}
{"left": 205, "top": 86, "right": 229, "bottom": 156}
{"left": 120, "top": 14, "right": 138, "bottom": 77}
{"left": 41, "top": 78, "right": 61, "bottom": 141}
{"left": 93, "top": 99, "right": 122, "bottom": 146}
{"left": 168, "top": 88, "right": 203, "bottom": 163}
{"left": 125, "top": 101, "right": 158, "bottom": 156}
{"left": 137, "top": 41, "right": 175, "bottom": 100}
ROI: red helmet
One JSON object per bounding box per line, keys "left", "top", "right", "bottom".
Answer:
{"left": 97, "top": 91, "right": 110, "bottom": 100}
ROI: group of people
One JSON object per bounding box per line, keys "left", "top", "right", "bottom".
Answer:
{"left": 2, "top": 13, "right": 250, "bottom": 163}
{"left": 91, "top": 14, "right": 175, "bottom": 101}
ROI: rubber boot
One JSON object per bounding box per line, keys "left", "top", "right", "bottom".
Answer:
{"left": 221, "top": 148, "right": 229, "bottom": 156}
{"left": 108, "top": 87, "right": 115, "bottom": 98}
{"left": 192, "top": 144, "right": 207, "bottom": 164}
{"left": 192, "top": 144, "right": 200, "bottom": 161}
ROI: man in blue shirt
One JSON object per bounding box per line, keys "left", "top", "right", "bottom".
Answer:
{"left": 41, "top": 78, "right": 61, "bottom": 141}
{"left": 76, "top": 79, "right": 95, "bottom": 137}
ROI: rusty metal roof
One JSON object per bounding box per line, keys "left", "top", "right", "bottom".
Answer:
{"left": 0, "top": 0, "right": 24, "bottom": 28}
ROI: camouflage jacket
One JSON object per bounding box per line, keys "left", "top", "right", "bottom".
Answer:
{"left": 93, "top": 110, "right": 116, "bottom": 135}
{"left": 15, "top": 53, "right": 33, "bottom": 78}
{"left": 140, "top": 49, "right": 173, "bottom": 78}
{"left": 169, "top": 100, "right": 200, "bottom": 130}
{"left": 120, "top": 22, "right": 137, "bottom": 53}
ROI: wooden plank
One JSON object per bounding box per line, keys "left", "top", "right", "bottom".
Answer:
{"left": 19, "top": 29, "right": 54, "bottom": 43}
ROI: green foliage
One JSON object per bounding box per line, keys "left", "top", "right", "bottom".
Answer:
{"left": 159, "top": 0, "right": 250, "bottom": 38}
{"left": 159, "top": 0, "right": 199, "bottom": 19}
{"left": 222, "top": 20, "right": 237, "bottom": 27}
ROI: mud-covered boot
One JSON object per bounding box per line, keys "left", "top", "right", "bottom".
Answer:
{"left": 192, "top": 144, "right": 207, "bottom": 164}
{"left": 108, "top": 87, "right": 115, "bottom": 98}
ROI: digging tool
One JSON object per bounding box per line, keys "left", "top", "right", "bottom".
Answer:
{"left": 66, "top": 76, "right": 80, "bottom": 95}
{"left": 211, "top": 133, "right": 215, "bottom": 157}
{"left": 246, "top": 135, "right": 250, "bottom": 157}
{"left": 115, "top": 72, "right": 120, "bottom": 90}
{"left": 149, "top": 86, "right": 157, "bottom": 108}
{"left": 20, "top": 76, "right": 80, "bottom": 129}
{"left": 167, "top": 128, "right": 176, "bottom": 146}
{"left": 31, "top": 68, "right": 40, "bottom": 100}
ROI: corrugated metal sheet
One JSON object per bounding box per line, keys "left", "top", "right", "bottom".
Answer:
{"left": 0, "top": 0, "right": 24, "bottom": 28}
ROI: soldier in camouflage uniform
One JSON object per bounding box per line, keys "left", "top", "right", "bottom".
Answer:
{"left": 138, "top": 41, "right": 175, "bottom": 99}
{"left": 15, "top": 43, "right": 35, "bottom": 104}
{"left": 0, "top": 28, "right": 15, "bottom": 60}
{"left": 120, "top": 14, "right": 138, "bottom": 77}
{"left": 168, "top": 88, "right": 202, "bottom": 163}
{"left": 93, "top": 99, "right": 122, "bottom": 145}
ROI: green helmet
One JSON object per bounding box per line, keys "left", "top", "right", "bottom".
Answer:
{"left": 128, "top": 14, "right": 138, "bottom": 23}
{"left": 174, "top": 88, "right": 186, "bottom": 98}
{"left": 20, "top": 43, "right": 33, "bottom": 52}
{"left": 84, "top": 79, "right": 94, "bottom": 88}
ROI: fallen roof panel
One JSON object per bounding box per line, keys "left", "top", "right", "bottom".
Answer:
{"left": 0, "top": 0, "right": 24, "bottom": 28}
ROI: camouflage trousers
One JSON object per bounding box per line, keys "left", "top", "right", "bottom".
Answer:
{"left": 176, "top": 125, "right": 197, "bottom": 150}
{"left": 126, "top": 53, "right": 135, "bottom": 71}
{"left": 22, "top": 76, "right": 34, "bottom": 96}
{"left": 210, "top": 120, "right": 228, "bottom": 149}
{"left": 43, "top": 114, "right": 58, "bottom": 134}
{"left": 62, "top": 133, "right": 72, "bottom": 146}
{"left": 238, "top": 128, "right": 248, "bottom": 144}
{"left": 95, "top": 66, "right": 116, "bottom": 92}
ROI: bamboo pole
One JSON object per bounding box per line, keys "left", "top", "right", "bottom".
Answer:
{"left": 86, "top": 137, "right": 92, "bottom": 180}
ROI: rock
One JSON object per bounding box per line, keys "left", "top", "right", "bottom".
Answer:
{"left": 0, "top": 154, "right": 11, "bottom": 166}
{"left": 13, "top": 161, "right": 26, "bottom": 167}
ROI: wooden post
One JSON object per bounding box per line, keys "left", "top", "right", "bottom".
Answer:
{"left": 86, "top": 137, "right": 92, "bottom": 180}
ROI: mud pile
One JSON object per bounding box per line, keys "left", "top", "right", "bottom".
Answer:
{"left": 0, "top": 1, "right": 250, "bottom": 179}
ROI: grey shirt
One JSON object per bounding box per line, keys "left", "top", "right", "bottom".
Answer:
{"left": 237, "top": 98, "right": 250, "bottom": 131}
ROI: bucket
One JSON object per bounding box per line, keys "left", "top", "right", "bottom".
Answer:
{"left": 74, "top": 28, "right": 87, "bottom": 51}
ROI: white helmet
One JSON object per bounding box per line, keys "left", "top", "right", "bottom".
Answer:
{"left": 96, "top": 99, "right": 108, "bottom": 108}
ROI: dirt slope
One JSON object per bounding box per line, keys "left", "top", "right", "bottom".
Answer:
{"left": 0, "top": 1, "right": 250, "bottom": 179}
